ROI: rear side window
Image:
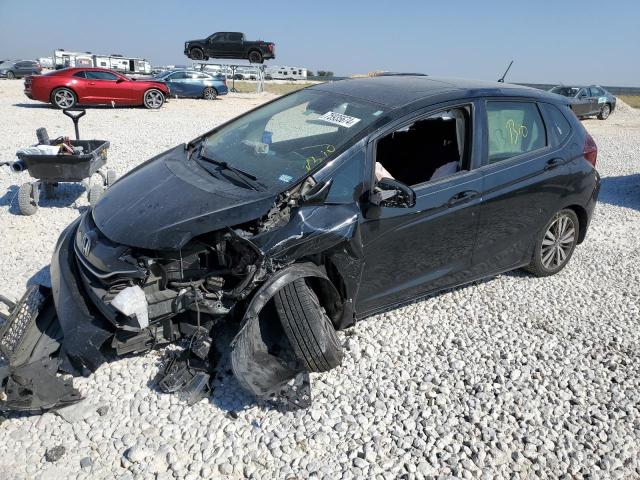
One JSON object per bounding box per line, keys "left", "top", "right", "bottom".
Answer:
{"left": 541, "top": 103, "right": 572, "bottom": 145}
{"left": 486, "top": 101, "right": 546, "bottom": 164}
{"left": 73, "top": 71, "right": 86, "bottom": 79}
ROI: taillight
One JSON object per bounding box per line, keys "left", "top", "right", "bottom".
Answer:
{"left": 268, "top": 43, "right": 274, "bottom": 52}
{"left": 583, "top": 132, "right": 598, "bottom": 167}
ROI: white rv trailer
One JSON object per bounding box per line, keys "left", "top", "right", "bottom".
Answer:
{"left": 53, "top": 50, "right": 151, "bottom": 74}
{"left": 266, "top": 65, "right": 307, "bottom": 80}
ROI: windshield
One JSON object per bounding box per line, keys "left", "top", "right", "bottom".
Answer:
{"left": 550, "top": 86, "right": 580, "bottom": 97}
{"left": 199, "top": 89, "right": 384, "bottom": 190}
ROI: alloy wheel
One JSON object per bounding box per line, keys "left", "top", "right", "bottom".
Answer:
{"left": 601, "top": 104, "right": 610, "bottom": 120}
{"left": 540, "top": 213, "right": 576, "bottom": 270}
{"left": 54, "top": 89, "right": 74, "bottom": 108}
{"left": 144, "top": 90, "right": 164, "bottom": 109}
{"left": 203, "top": 87, "right": 217, "bottom": 100}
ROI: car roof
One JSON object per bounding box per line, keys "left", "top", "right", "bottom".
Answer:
{"left": 309, "top": 75, "right": 562, "bottom": 109}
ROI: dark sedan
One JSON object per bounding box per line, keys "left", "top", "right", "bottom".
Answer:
{"left": 1, "top": 76, "right": 600, "bottom": 412}
{"left": 153, "top": 69, "right": 228, "bottom": 99}
{"left": 550, "top": 85, "right": 616, "bottom": 120}
{"left": 0, "top": 59, "right": 41, "bottom": 79}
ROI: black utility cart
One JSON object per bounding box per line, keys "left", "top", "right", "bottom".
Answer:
{"left": 15, "top": 108, "right": 115, "bottom": 215}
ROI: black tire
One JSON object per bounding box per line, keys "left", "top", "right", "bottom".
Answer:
{"left": 7, "top": 71, "right": 15, "bottom": 79}
{"left": 18, "top": 183, "right": 38, "bottom": 215}
{"left": 190, "top": 47, "right": 204, "bottom": 60}
{"left": 598, "top": 103, "right": 611, "bottom": 120}
{"left": 51, "top": 87, "right": 77, "bottom": 109}
{"left": 526, "top": 209, "right": 579, "bottom": 277}
{"left": 203, "top": 87, "right": 217, "bottom": 100}
{"left": 143, "top": 88, "right": 165, "bottom": 109}
{"left": 88, "top": 183, "right": 104, "bottom": 205}
{"left": 273, "top": 278, "right": 343, "bottom": 372}
{"left": 248, "top": 50, "right": 263, "bottom": 64}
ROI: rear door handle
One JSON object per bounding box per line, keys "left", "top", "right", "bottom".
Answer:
{"left": 88, "top": 82, "right": 96, "bottom": 85}
{"left": 545, "top": 158, "right": 563, "bottom": 170}
{"left": 447, "top": 190, "right": 479, "bottom": 207}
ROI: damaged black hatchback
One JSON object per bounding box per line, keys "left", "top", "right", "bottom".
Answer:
{"left": 0, "top": 76, "right": 600, "bottom": 412}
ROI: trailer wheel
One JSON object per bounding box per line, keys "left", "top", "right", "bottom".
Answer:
{"left": 273, "top": 278, "right": 343, "bottom": 372}
{"left": 88, "top": 183, "right": 104, "bottom": 205}
{"left": 106, "top": 169, "right": 117, "bottom": 187}
{"left": 203, "top": 87, "right": 217, "bottom": 100}
{"left": 18, "top": 183, "right": 38, "bottom": 215}
{"left": 190, "top": 47, "right": 204, "bottom": 60}
{"left": 248, "top": 50, "right": 263, "bottom": 64}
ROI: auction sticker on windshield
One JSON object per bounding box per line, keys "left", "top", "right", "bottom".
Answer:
{"left": 319, "top": 111, "right": 361, "bottom": 128}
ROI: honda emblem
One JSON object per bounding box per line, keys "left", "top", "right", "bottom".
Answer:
{"left": 82, "top": 234, "right": 92, "bottom": 257}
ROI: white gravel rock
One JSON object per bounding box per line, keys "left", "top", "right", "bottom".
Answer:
{"left": 1, "top": 81, "right": 640, "bottom": 478}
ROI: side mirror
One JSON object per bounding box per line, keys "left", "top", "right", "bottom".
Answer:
{"left": 300, "top": 179, "right": 333, "bottom": 205}
{"left": 370, "top": 178, "right": 416, "bottom": 208}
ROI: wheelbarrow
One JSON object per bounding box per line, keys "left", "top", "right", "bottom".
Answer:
{"left": 12, "top": 108, "right": 115, "bottom": 215}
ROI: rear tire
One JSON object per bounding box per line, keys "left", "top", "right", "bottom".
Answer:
{"left": 7, "top": 71, "right": 15, "bottom": 79}
{"left": 190, "top": 47, "right": 204, "bottom": 60}
{"left": 143, "top": 89, "right": 165, "bottom": 109}
{"left": 51, "top": 88, "right": 76, "bottom": 109}
{"left": 526, "top": 209, "right": 579, "bottom": 277}
{"left": 203, "top": 87, "right": 217, "bottom": 100}
{"left": 273, "top": 278, "right": 343, "bottom": 372}
{"left": 598, "top": 103, "right": 611, "bottom": 120}
{"left": 248, "top": 50, "right": 263, "bottom": 64}
{"left": 18, "top": 183, "right": 38, "bottom": 215}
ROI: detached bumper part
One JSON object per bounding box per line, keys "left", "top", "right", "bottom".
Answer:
{"left": 0, "top": 285, "right": 82, "bottom": 412}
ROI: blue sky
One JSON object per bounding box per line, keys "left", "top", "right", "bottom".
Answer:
{"left": 1, "top": 0, "right": 639, "bottom": 86}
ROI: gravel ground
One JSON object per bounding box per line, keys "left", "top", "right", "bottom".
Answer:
{"left": 1, "top": 79, "right": 639, "bottom": 479}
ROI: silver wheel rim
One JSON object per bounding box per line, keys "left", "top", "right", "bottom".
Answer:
{"left": 541, "top": 214, "right": 575, "bottom": 270}
{"left": 204, "top": 88, "right": 216, "bottom": 100}
{"left": 602, "top": 105, "right": 610, "bottom": 119}
{"left": 145, "top": 90, "right": 163, "bottom": 108}
{"left": 54, "top": 90, "right": 74, "bottom": 108}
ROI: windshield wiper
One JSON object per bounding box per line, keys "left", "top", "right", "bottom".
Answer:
{"left": 196, "top": 147, "right": 265, "bottom": 191}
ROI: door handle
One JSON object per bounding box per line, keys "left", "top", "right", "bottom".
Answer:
{"left": 447, "top": 190, "right": 479, "bottom": 207}
{"left": 544, "top": 158, "right": 563, "bottom": 170}
{"left": 88, "top": 82, "right": 96, "bottom": 85}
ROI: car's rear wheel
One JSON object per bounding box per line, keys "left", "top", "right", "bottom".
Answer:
{"left": 598, "top": 103, "right": 611, "bottom": 120}
{"left": 526, "top": 209, "right": 579, "bottom": 277}
{"left": 7, "top": 71, "right": 15, "bottom": 79}
{"left": 143, "top": 89, "right": 165, "bottom": 109}
{"left": 248, "top": 50, "right": 263, "bottom": 64}
{"left": 203, "top": 87, "right": 217, "bottom": 100}
{"left": 190, "top": 47, "right": 204, "bottom": 60}
{"left": 51, "top": 88, "right": 76, "bottom": 109}
{"left": 273, "top": 278, "right": 343, "bottom": 372}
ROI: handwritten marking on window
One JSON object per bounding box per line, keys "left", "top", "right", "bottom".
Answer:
{"left": 506, "top": 119, "right": 528, "bottom": 144}
{"left": 305, "top": 144, "right": 335, "bottom": 171}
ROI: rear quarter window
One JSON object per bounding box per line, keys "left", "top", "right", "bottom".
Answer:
{"left": 486, "top": 101, "right": 546, "bottom": 164}
{"left": 540, "top": 103, "right": 572, "bottom": 146}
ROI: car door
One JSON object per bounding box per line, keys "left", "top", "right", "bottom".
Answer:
{"left": 163, "top": 71, "right": 188, "bottom": 96}
{"left": 471, "top": 99, "right": 574, "bottom": 275}
{"left": 590, "top": 87, "right": 606, "bottom": 113}
{"left": 84, "top": 71, "right": 127, "bottom": 103}
{"left": 208, "top": 33, "right": 231, "bottom": 58}
{"left": 572, "top": 89, "right": 592, "bottom": 116}
{"left": 226, "top": 32, "right": 245, "bottom": 57}
{"left": 357, "top": 102, "right": 483, "bottom": 315}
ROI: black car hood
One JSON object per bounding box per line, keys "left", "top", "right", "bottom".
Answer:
{"left": 92, "top": 145, "right": 276, "bottom": 250}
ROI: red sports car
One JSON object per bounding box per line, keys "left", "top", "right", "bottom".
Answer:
{"left": 24, "top": 67, "right": 170, "bottom": 109}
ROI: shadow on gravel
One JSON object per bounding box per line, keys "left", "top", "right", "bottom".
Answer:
{"left": 12, "top": 103, "right": 53, "bottom": 109}
{"left": 598, "top": 174, "right": 640, "bottom": 212}
{"left": 1, "top": 182, "right": 88, "bottom": 215}
{"left": 13, "top": 103, "right": 146, "bottom": 110}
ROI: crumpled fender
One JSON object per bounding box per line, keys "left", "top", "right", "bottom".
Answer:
{"left": 230, "top": 262, "right": 340, "bottom": 397}
{"left": 50, "top": 218, "right": 113, "bottom": 374}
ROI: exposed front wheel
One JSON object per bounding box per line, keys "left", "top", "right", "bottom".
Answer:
{"left": 273, "top": 278, "right": 343, "bottom": 372}
{"left": 51, "top": 88, "right": 76, "bottom": 109}
{"left": 248, "top": 51, "right": 263, "bottom": 64}
{"left": 598, "top": 103, "right": 611, "bottom": 120}
{"left": 203, "top": 87, "right": 217, "bottom": 100}
{"left": 143, "top": 89, "right": 165, "bottom": 109}
{"left": 526, "top": 209, "right": 579, "bottom": 277}
{"left": 190, "top": 47, "right": 204, "bottom": 60}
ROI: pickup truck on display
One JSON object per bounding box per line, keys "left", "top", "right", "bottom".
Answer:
{"left": 184, "top": 32, "right": 275, "bottom": 64}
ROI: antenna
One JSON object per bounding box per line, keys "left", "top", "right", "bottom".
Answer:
{"left": 497, "top": 60, "right": 513, "bottom": 83}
